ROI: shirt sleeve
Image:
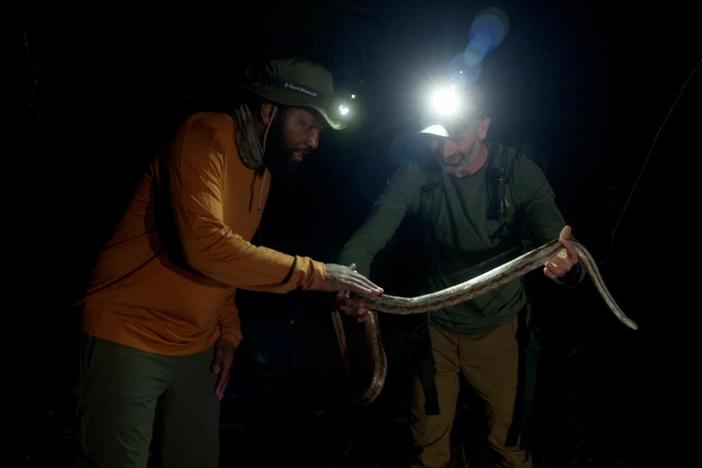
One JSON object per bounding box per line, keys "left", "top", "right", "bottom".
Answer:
{"left": 338, "top": 164, "right": 422, "bottom": 276}
{"left": 165, "top": 120, "right": 326, "bottom": 292}
{"left": 217, "top": 290, "right": 242, "bottom": 347}
{"left": 512, "top": 154, "right": 567, "bottom": 244}
{"left": 513, "top": 154, "right": 585, "bottom": 285}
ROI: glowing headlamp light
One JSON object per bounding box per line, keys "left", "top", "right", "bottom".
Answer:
{"left": 427, "top": 85, "right": 466, "bottom": 118}
{"left": 335, "top": 93, "right": 356, "bottom": 120}
{"left": 420, "top": 84, "right": 482, "bottom": 137}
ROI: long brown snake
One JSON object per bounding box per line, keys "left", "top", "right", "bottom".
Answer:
{"left": 332, "top": 239, "right": 638, "bottom": 403}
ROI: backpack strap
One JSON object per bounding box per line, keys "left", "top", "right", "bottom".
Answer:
{"left": 486, "top": 143, "right": 519, "bottom": 241}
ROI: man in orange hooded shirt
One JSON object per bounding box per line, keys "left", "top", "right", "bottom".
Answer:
{"left": 77, "top": 58, "right": 382, "bottom": 468}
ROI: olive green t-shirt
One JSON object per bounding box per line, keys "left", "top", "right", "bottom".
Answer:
{"left": 339, "top": 143, "right": 567, "bottom": 335}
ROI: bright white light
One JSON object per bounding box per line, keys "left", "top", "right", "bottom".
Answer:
{"left": 351, "top": 94, "right": 356, "bottom": 99}
{"left": 428, "top": 85, "right": 463, "bottom": 117}
{"left": 338, "top": 104, "right": 350, "bottom": 116}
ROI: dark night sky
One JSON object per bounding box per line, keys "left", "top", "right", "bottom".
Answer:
{"left": 10, "top": 1, "right": 701, "bottom": 466}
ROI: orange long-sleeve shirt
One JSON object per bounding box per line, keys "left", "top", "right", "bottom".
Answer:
{"left": 82, "top": 113, "right": 326, "bottom": 355}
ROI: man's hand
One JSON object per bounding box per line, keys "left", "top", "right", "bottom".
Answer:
{"left": 543, "top": 225, "right": 579, "bottom": 281}
{"left": 211, "top": 338, "right": 236, "bottom": 401}
{"left": 320, "top": 263, "right": 384, "bottom": 296}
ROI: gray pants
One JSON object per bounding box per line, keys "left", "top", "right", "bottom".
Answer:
{"left": 76, "top": 336, "right": 219, "bottom": 468}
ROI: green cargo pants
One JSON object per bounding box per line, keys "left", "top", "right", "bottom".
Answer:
{"left": 76, "top": 335, "right": 219, "bottom": 468}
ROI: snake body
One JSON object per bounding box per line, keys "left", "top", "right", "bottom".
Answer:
{"left": 332, "top": 239, "right": 637, "bottom": 403}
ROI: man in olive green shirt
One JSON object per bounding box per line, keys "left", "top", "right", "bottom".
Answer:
{"left": 338, "top": 88, "right": 580, "bottom": 467}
